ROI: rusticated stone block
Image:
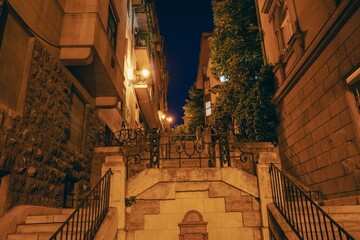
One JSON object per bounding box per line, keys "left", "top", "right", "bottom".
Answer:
{"left": 243, "top": 211, "right": 261, "bottom": 227}
{"left": 130, "top": 200, "right": 160, "bottom": 215}
{"left": 225, "top": 196, "right": 253, "bottom": 212}
{"left": 209, "top": 182, "right": 241, "bottom": 198}
{"left": 127, "top": 214, "right": 145, "bottom": 230}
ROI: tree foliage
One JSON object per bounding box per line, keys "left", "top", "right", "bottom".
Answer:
{"left": 210, "top": 0, "right": 278, "bottom": 143}
{"left": 182, "top": 84, "right": 205, "bottom": 133}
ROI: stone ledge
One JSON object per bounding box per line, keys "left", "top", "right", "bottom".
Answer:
{"left": 127, "top": 168, "right": 259, "bottom": 198}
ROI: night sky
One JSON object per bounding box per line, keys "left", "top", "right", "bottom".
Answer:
{"left": 155, "top": 0, "right": 214, "bottom": 125}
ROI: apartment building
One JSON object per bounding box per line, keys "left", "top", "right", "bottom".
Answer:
{"left": 0, "top": 0, "right": 168, "bottom": 216}
{"left": 255, "top": 0, "right": 359, "bottom": 200}
{"left": 195, "top": 32, "right": 228, "bottom": 126}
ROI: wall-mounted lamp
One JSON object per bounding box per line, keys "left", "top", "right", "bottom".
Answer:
{"left": 142, "top": 69, "right": 150, "bottom": 78}
{"left": 129, "top": 68, "right": 151, "bottom": 86}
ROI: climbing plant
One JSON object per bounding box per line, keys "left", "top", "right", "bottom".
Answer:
{"left": 210, "top": 0, "right": 278, "bottom": 143}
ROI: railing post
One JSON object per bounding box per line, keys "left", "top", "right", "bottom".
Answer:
{"left": 256, "top": 152, "right": 281, "bottom": 240}
{"left": 102, "top": 155, "right": 126, "bottom": 240}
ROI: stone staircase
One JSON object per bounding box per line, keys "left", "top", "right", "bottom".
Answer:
{"left": 322, "top": 205, "right": 360, "bottom": 239}
{"left": 6, "top": 209, "right": 74, "bottom": 240}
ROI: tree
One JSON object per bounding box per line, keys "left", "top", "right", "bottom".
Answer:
{"left": 210, "top": 0, "right": 278, "bottom": 143}
{"left": 182, "top": 84, "right": 205, "bottom": 133}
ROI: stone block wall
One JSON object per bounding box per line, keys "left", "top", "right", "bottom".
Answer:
{"left": 126, "top": 182, "right": 261, "bottom": 240}
{"left": 277, "top": 9, "right": 360, "bottom": 199}
{"left": 0, "top": 40, "right": 104, "bottom": 212}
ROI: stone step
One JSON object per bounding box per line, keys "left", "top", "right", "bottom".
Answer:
{"left": 7, "top": 231, "right": 78, "bottom": 240}
{"left": 287, "top": 212, "right": 360, "bottom": 224}
{"left": 351, "top": 231, "right": 360, "bottom": 239}
{"left": 61, "top": 208, "right": 75, "bottom": 215}
{"left": 25, "top": 214, "right": 70, "bottom": 224}
{"left": 322, "top": 205, "right": 360, "bottom": 214}
{"left": 16, "top": 223, "right": 63, "bottom": 233}
{"left": 343, "top": 221, "right": 360, "bottom": 231}
{"left": 7, "top": 232, "right": 53, "bottom": 240}
{"left": 331, "top": 213, "right": 360, "bottom": 222}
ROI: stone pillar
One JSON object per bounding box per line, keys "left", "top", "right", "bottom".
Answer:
{"left": 256, "top": 152, "right": 280, "bottom": 240}
{"left": 102, "top": 155, "right": 126, "bottom": 240}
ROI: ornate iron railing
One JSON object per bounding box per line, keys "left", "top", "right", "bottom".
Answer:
{"left": 269, "top": 164, "right": 355, "bottom": 240}
{"left": 99, "top": 128, "right": 255, "bottom": 178}
{"left": 50, "top": 169, "right": 112, "bottom": 240}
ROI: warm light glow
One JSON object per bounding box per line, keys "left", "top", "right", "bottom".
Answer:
{"left": 142, "top": 69, "right": 150, "bottom": 78}
{"left": 161, "top": 114, "right": 166, "bottom": 120}
{"left": 166, "top": 117, "right": 173, "bottom": 123}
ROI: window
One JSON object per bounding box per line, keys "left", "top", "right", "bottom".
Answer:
{"left": 107, "top": 2, "right": 118, "bottom": 50}
{"left": 279, "top": 6, "right": 293, "bottom": 50}
{"left": 205, "top": 101, "right": 211, "bottom": 116}
{"left": 69, "top": 93, "right": 85, "bottom": 151}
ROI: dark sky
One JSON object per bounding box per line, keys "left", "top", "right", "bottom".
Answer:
{"left": 155, "top": 0, "right": 214, "bottom": 125}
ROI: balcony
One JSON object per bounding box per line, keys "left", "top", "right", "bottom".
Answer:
{"left": 59, "top": 12, "right": 124, "bottom": 99}
{"left": 131, "top": 74, "right": 159, "bottom": 128}
{"left": 134, "top": 33, "right": 152, "bottom": 71}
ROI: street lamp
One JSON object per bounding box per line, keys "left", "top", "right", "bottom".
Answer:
{"left": 159, "top": 113, "right": 173, "bottom": 131}
{"left": 166, "top": 116, "right": 173, "bottom": 124}
{"left": 142, "top": 69, "right": 150, "bottom": 78}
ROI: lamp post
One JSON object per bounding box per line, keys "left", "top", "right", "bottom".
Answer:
{"left": 160, "top": 113, "right": 173, "bottom": 131}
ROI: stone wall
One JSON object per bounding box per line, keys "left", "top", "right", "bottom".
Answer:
{"left": 0, "top": 40, "right": 104, "bottom": 211}
{"left": 126, "top": 182, "right": 262, "bottom": 240}
{"left": 277, "top": 9, "right": 360, "bottom": 199}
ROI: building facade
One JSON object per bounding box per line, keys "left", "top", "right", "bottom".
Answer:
{"left": 195, "top": 32, "right": 227, "bottom": 126}
{"left": 255, "top": 0, "right": 360, "bottom": 200}
{"left": 0, "top": 0, "right": 168, "bottom": 216}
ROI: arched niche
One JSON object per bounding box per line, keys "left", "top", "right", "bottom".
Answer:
{"left": 178, "top": 210, "right": 208, "bottom": 240}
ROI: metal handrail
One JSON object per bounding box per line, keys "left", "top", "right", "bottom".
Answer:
{"left": 269, "top": 164, "right": 355, "bottom": 240}
{"left": 50, "top": 169, "right": 112, "bottom": 240}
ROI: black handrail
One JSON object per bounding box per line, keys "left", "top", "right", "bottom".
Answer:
{"left": 269, "top": 164, "right": 355, "bottom": 240}
{"left": 50, "top": 169, "right": 112, "bottom": 240}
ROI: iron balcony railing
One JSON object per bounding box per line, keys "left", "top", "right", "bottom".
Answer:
{"left": 97, "top": 128, "right": 255, "bottom": 178}
{"left": 269, "top": 164, "right": 355, "bottom": 240}
{"left": 50, "top": 169, "right": 112, "bottom": 240}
